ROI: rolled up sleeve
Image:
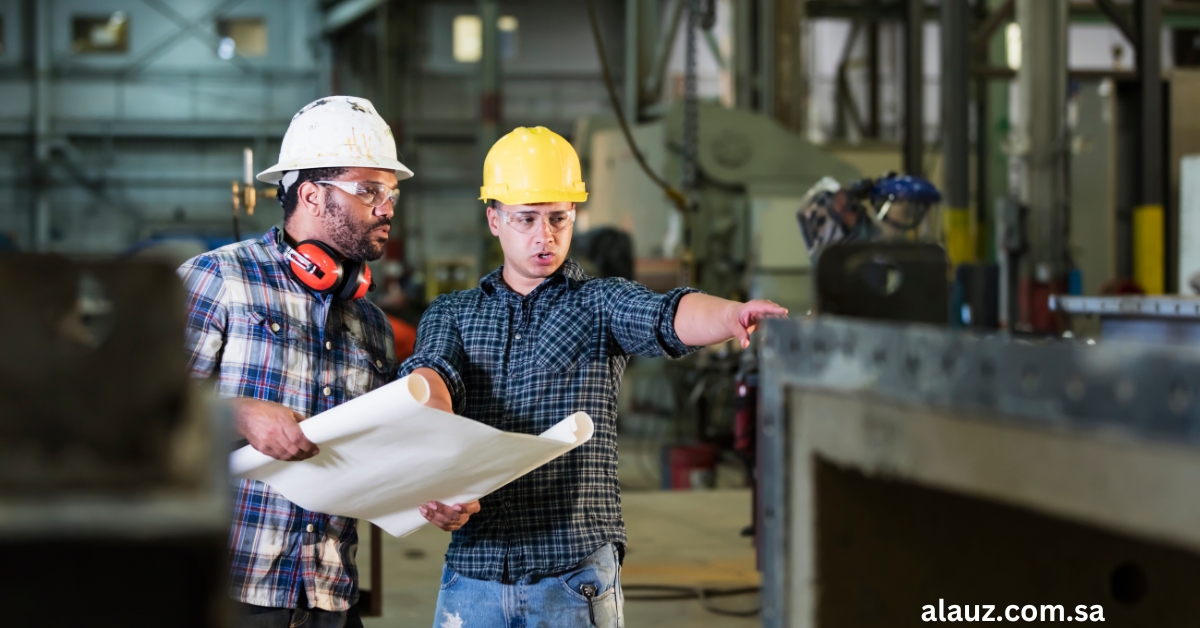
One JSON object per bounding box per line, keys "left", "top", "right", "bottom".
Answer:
{"left": 604, "top": 279, "right": 702, "bottom": 358}
{"left": 398, "top": 294, "right": 467, "bottom": 412}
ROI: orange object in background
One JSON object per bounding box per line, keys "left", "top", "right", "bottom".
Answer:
{"left": 388, "top": 315, "right": 417, "bottom": 362}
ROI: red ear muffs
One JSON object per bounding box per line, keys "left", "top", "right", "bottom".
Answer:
{"left": 286, "top": 240, "right": 375, "bottom": 300}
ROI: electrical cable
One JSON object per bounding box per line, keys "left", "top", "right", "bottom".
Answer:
{"left": 583, "top": 0, "right": 687, "bottom": 212}
{"left": 624, "top": 583, "right": 762, "bottom": 617}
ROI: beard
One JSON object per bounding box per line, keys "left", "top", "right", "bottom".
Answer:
{"left": 324, "top": 191, "right": 389, "bottom": 262}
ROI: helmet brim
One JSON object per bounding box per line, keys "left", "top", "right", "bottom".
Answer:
{"left": 257, "top": 157, "right": 415, "bottom": 184}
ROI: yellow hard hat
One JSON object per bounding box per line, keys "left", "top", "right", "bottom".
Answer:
{"left": 479, "top": 127, "right": 588, "bottom": 205}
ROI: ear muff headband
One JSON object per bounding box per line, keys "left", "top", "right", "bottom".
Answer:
{"left": 287, "top": 240, "right": 373, "bottom": 300}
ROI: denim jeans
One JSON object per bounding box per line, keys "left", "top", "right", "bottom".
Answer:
{"left": 432, "top": 544, "right": 624, "bottom": 628}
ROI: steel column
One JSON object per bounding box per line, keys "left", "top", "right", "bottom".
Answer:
{"left": 479, "top": 0, "right": 501, "bottom": 156}
{"left": 33, "top": 0, "right": 51, "bottom": 251}
{"left": 903, "top": 0, "right": 924, "bottom": 177}
{"left": 1134, "top": 0, "right": 1165, "bottom": 294}
{"left": 942, "top": 0, "right": 973, "bottom": 265}
{"left": 624, "top": 0, "right": 657, "bottom": 122}
{"left": 758, "top": 0, "right": 775, "bottom": 115}
{"left": 1015, "top": 0, "right": 1069, "bottom": 328}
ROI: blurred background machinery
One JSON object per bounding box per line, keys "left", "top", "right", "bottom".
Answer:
{"left": 0, "top": 256, "right": 230, "bottom": 626}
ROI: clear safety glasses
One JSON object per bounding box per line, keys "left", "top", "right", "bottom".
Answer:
{"left": 495, "top": 208, "right": 576, "bottom": 235}
{"left": 316, "top": 180, "right": 400, "bottom": 209}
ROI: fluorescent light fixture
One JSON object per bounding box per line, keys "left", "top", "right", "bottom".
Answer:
{"left": 453, "top": 15, "right": 482, "bottom": 63}
{"left": 1005, "top": 23, "right": 1021, "bottom": 70}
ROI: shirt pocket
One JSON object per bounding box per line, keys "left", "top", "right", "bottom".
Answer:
{"left": 535, "top": 306, "right": 593, "bottom": 373}
{"left": 222, "top": 307, "right": 304, "bottom": 402}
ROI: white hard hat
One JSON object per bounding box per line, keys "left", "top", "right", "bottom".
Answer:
{"left": 257, "top": 96, "right": 414, "bottom": 184}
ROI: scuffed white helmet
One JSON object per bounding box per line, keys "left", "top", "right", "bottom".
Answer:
{"left": 257, "top": 96, "right": 414, "bottom": 184}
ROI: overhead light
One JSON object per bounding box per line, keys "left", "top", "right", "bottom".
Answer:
{"left": 453, "top": 15, "right": 482, "bottom": 63}
{"left": 218, "top": 37, "right": 236, "bottom": 60}
{"left": 498, "top": 16, "right": 518, "bottom": 33}
{"left": 1005, "top": 23, "right": 1021, "bottom": 70}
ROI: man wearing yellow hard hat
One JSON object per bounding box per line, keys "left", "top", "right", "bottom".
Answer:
{"left": 399, "top": 126, "right": 786, "bottom": 627}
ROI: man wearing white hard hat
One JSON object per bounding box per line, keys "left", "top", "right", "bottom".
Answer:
{"left": 177, "top": 96, "right": 473, "bottom": 627}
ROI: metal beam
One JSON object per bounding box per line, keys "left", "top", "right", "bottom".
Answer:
{"left": 1134, "top": 0, "right": 1165, "bottom": 294}
{"left": 33, "top": 0, "right": 50, "bottom": 251}
{"left": 646, "top": 0, "right": 685, "bottom": 103}
{"left": 1015, "top": 0, "right": 1069, "bottom": 285}
{"left": 138, "top": 0, "right": 257, "bottom": 74}
{"left": 759, "top": 0, "right": 776, "bottom": 116}
{"left": 124, "top": 0, "right": 247, "bottom": 77}
{"left": 903, "top": 0, "right": 923, "bottom": 177}
{"left": 970, "top": 0, "right": 1014, "bottom": 55}
{"left": 943, "top": 0, "right": 973, "bottom": 264}
{"left": 1094, "top": 0, "right": 1140, "bottom": 49}
{"left": 803, "top": 1, "right": 1200, "bottom": 26}
{"left": 323, "top": 0, "right": 388, "bottom": 34}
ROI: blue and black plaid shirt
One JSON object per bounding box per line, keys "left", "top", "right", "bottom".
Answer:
{"left": 399, "top": 259, "right": 699, "bottom": 581}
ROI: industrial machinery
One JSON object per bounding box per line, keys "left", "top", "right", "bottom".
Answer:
{"left": 0, "top": 256, "right": 230, "bottom": 626}
{"left": 587, "top": 101, "right": 861, "bottom": 314}
{"left": 758, "top": 316, "right": 1200, "bottom": 627}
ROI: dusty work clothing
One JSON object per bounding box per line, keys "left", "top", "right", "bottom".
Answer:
{"left": 399, "top": 259, "right": 699, "bottom": 582}
{"left": 179, "top": 227, "right": 396, "bottom": 612}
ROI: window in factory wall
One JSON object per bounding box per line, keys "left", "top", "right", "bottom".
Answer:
{"left": 217, "top": 18, "right": 267, "bottom": 60}
{"left": 453, "top": 14, "right": 519, "bottom": 63}
{"left": 72, "top": 12, "right": 129, "bottom": 54}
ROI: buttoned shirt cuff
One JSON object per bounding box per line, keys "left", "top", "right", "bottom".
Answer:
{"left": 399, "top": 356, "right": 466, "bottom": 413}
{"left": 660, "top": 286, "right": 704, "bottom": 359}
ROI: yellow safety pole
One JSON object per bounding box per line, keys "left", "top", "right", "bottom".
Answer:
{"left": 1133, "top": 204, "right": 1165, "bottom": 295}
{"left": 943, "top": 207, "right": 976, "bottom": 267}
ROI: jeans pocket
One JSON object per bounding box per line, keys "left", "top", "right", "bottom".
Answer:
{"left": 438, "top": 565, "right": 460, "bottom": 591}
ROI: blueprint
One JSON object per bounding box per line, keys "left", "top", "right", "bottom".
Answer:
{"left": 229, "top": 374, "right": 594, "bottom": 536}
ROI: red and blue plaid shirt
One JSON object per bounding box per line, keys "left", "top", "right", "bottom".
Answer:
{"left": 178, "top": 227, "right": 395, "bottom": 611}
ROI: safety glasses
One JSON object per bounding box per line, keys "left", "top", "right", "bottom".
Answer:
{"left": 316, "top": 180, "right": 400, "bottom": 209}
{"left": 494, "top": 208, "right": 576, "bottom": 235}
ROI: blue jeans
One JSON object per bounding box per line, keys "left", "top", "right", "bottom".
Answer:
{"left": 432, "top": 544, "right": 625, "bottom": 628}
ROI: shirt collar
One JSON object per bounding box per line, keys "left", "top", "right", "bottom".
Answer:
{"left": 480, "top": 258, "right": 586, "bottom": 297}
{"left": 265, "top": 225, "right": 292, "bottom": 263}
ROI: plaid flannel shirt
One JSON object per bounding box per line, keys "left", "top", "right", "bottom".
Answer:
{"left": 178, "top": 227, "right": 395, "bottom": 611}
{"left": 398, "top": 259, "right": 699, "bottom": 582}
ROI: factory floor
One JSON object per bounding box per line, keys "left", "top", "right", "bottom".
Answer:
{"left": 360, "top": 443, "right": 761, "bottom": 628}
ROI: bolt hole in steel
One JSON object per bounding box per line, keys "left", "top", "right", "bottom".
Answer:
{"left": 873, "top": 348, "right": 887, "bottom": 365}
{"left": 1065, "top": 376, "right": 1086, "bottom": 402}
{"left": 59, "top": 271, "right": 115, "bottom": 353}
{"left": 1115, "top": 380, "right": 1136, "bottom": 405}
{"left": 1167, "top": 380, "right": 1192, "bottom": 415}
{"left": 1109, "top": 562, "right": 1148, "bottom": 605}
{"left": 812, "top": 339, "right": 828, "bottom": 357}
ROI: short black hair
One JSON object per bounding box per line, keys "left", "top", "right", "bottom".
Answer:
{"left": 278, "top": 167, "right": 349, "bottom": 222}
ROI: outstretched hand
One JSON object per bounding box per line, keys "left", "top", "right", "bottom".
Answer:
{"left": 729, "top": 299, "right": 789, "bottom": 348}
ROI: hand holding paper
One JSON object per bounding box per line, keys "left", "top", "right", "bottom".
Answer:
{"left": 229, "top": 374, "right": 594, "bottom": 537}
